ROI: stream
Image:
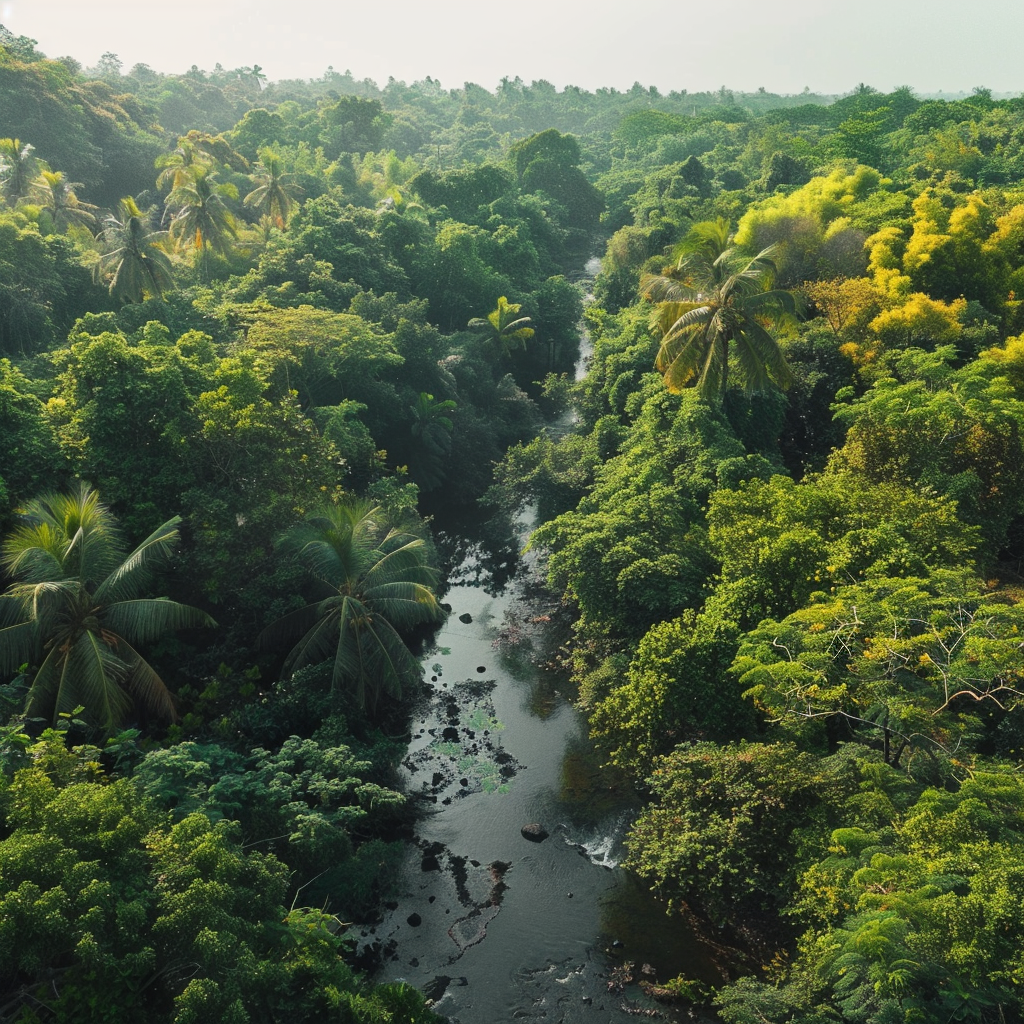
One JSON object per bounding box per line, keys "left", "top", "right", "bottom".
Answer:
{"left": 363, "top": 258, "right": 724, "bottom": 1022}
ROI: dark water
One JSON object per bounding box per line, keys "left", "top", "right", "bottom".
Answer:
{"left": 363, "top": 258, "right": 724, "bottom": 1022}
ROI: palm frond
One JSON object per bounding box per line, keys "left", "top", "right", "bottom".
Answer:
{"left": 500, "top": 316, "right": 534, "bottom": 334}
{"left": 23, "top": 645, "right": 69, "bottom": 722}
{"left": 280, "top": 604, "right": 343, "bottom": 679}
{"left": 25, "top": 632, "right": 130, "bottom": 731}
{"left": 641, "top": 274, "right": 699, "bottom": 304}
{"left": 698, "top": 333, "right": 729, "bottom": 397}
{"left": 677, "top": 217, "right": 731, "bottom": 259}
{"left": 102, "top": 598, "right": 216, "bottom": 645}
{"left": 94, "top": 516, "right": 183, "bottom": 603}
{"left": 654, "top": 302, "right": 713, "bottom": 341}
{"left": 0, "top": 594, "right": 28, "bottom": 628}
{"left": 258, "top": 598, "right": 336, "bottom": 651}
{"left": 332, "top": 596, "right": 369, "bottom": 698}
{"left": 69, "top": 631, "right": 131, "bottom": 730}
{"left": 362, "top": 537, "right": 438, "bottom": 590}
{"left": 656, "top": 327, "right": 706, "bottom": 392}
{"left": 357, "top": 615, "right": 418, "bottom": 705}
{"left": 363, "top": 582, "right": 443, "bottom": 627}
{"left": 743, "top": 288, "right": 799, "bottom": 316}
{"left": 6, "top": 485, "right": 123, "bottom": 584}
{"left": 1, "top": 527, "right": 68, "bottom": 583}
{"left": 733, "top": 318, "right": 795, "bottom": 392}
{"left": 0, "top": 617, "right": 37, "bottom": 675}
{"left": 6, "top": 581, "right": 81, "bottom": 630}
{"left": 118, "top": 638, "right": 178, "bottom": 723}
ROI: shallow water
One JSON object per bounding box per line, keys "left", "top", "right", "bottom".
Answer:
{"left": 365, "top": 549, "right": 724, "bottom": 1022}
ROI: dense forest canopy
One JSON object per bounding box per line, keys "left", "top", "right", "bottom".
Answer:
{"left": 3, "top": 21, "right": 1024, "bottom": 1023}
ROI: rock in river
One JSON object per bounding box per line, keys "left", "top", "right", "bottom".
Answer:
{"left": 520, "top": 823, "right": 549, "bottom": 842}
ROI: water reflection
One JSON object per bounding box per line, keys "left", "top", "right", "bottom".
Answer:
{"left": 428, "top": 509, "right": 522, "bottom": 597}
{"left": 369, "top": 253, "right": 728, "bottom": 1021}
{"left": 559, "top": 732, "right": 636, "bottom": 822}
{"left": 600, "top": 874, "right": 733, "bottom": 989}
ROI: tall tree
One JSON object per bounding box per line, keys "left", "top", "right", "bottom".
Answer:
{"left": 156, "top": 133, "right": 250, "bottom": 191}
{"left": 95, "top": 197, "right": 175, "bottom": 303}
{"left": 29, "top": 170, "right": 97, "bottom": 233}
{"left": 642, "top": 219, "right": 796, "bottom": 398}
{"left": 408, "top": 392, "right": 457, "bottom": 490}
{"left": 259, "top": 500, "right": 443, "bottom": 710}
{"left": 0, "top": 485, "right": 215, "bottom": 732}
{"left": 166, "top": 166, "right": 238, "bottom": 278}
{"left": 155, "top": 137, "right": 208, "bottom": 191}
{"left": 0, "top": 138, "right": 37, "bottom": 206}
{"left": 243, "top": 147, "right": 303, "bottom": 226}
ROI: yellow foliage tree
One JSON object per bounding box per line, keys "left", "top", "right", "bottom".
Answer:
{"left": 868, "top": 293, "right": 965, "bottom": 350}
{"left": 865, "top": 225, "right": 911, "bottom": 301}
{"left": 979, "top": 334, "right": 1024, "bottom": 396}
{"left": 804, "top": 276, "right": 883, "bottom": 339}
{"left": 734, "top": 166, "right": 884, "bottom": 284}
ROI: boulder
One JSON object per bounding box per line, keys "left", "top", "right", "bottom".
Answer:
{"left": 521, "top": 823, "right": 549, "bottom": 842}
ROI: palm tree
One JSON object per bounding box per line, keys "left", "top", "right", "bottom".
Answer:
{"left": 95, "top": 197, "right": 175, "bottom": 303}
{"left": 0, "top": 138, "right": 38, "bottom": 206}
{"left": 166, "top": 166, "right": 238, "bottom": 278}
{"left": 234, "top": 64, "right": 267, "bottom": 97}
{"left": 155, "top": 134, "right": 249, "bottom": 191}
{"left": 243, "top": 148, "right": 303, "bottom": 227}
{"left": 155, "top": 137, "right": 208, "bottom": 191}
{"left": 641, "top": 218, "right": 796, "bottom": 398}
{"left": 30, "top": 170, "right": 97, "bottom": 233}
{"left": 0, "top": 485, "right": 215, "bottom": 733}
{"left": 409, "top": 392, "right": 457, "bottom": 491}
{"left": 468, "top": 296, "right": 535, "bottom": 360}
{"left": 258, "top": 500, "right": 443, "bottom": 710}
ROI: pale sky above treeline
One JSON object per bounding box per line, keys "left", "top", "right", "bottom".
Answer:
{"left": 3, "top": 0, "right": 1022, "bottom": 97}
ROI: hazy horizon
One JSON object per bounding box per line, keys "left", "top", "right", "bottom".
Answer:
{"left": 2, "top": 0, "right": 1022, "bottom": 98}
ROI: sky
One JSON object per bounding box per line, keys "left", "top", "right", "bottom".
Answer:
{"left": 2, "top": 0, "right": 1022, "bottom": 97}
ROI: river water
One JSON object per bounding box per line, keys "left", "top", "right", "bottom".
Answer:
{"left": 364, "top": 258, "right": 724, "bottom": 1022}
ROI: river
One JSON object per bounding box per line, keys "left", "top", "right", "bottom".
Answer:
{"left": 363, "top": 257, "right": 724, "bottom": 1022}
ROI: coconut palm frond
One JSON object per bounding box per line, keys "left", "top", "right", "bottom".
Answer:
{"left": 643, "top": 220, "right": 797, "bottom": 399}
{"left": 94, "top": 517, "right": 183, "bottom": 603}
{"left": 262, "top": 500, "right": 443, "bottom": 711}
{"left": 119, "top": 639, "right": 178, "bottom": 723}
{"left": 103, "top": 598, "right": 215, "bottom": 646}
{"left": 0, "top": 485, "right": 212, "bottom": 732}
